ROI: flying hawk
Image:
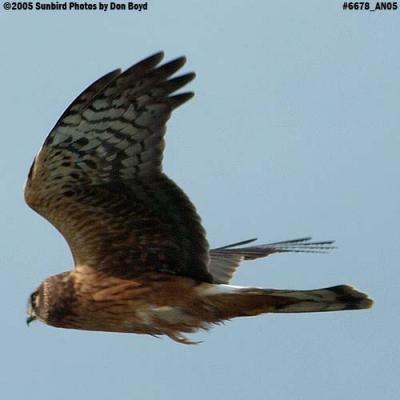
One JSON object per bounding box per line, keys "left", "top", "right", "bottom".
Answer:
{"left": 25, "top": 52, "right": 373, "bottom": 344}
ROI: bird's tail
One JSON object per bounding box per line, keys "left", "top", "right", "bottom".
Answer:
{"left": 201, "top": 284, "right": 373, "bottom": 320}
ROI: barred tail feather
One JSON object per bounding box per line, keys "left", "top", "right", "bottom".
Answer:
{"left": 202, "top": 284, "right": 373, "bottom": 320}
{"left": 261, "top": 285, "right": 374, "bottom": 313}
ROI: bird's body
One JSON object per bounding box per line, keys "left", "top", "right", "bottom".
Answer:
{"left": 30, "top": 266, "right": 371, "bottom": 344}
{"left": 26, "top": 52, "right": 372, "bottom": 344}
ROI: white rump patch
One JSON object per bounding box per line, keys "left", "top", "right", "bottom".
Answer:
{"left": 199, "top": 284, "right": 246, "bottom": 296}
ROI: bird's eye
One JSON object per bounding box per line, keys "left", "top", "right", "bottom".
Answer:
{"left": 30, "top": 292, "right": 38, "bottom": 308}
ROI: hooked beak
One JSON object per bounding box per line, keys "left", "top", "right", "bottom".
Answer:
{"left": 26, "top": 314, "right": 36, "bottom": 326}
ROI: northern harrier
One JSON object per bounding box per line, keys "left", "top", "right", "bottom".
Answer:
{"left": 26, "top": 52, "right": 373, "bottom": 344}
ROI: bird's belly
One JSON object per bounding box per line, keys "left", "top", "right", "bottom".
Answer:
{"left": 54, "top": 271, "right": 212, "bottom": 341}
{"left": 62, "top": 301, "right": 201, "bottom": 337}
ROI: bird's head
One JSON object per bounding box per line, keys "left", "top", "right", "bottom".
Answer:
{"left": 27, "top": 272, "right": 74, "bottom": 327}
{"left": 27, "top": 284, "right": 44, "bottom": 326}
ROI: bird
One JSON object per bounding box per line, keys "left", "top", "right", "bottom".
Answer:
{"left": 25, "top": 52, "right": 373, "bottom": 344}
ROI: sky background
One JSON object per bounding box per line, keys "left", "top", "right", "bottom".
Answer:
{"left": 1, "top": 1, "right": 399, "bottom": 399}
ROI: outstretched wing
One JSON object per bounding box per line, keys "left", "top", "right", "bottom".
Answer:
{"left": 209, "top": 237, "right": 335, "bottom": 283}
{"left": 25, "top": 52, "right": 213, "bottom": 282}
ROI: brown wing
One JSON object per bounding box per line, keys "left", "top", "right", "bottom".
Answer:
{"left": 25, "top": 52, "right": 213, "bottom": 283}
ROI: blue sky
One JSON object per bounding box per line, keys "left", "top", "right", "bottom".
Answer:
{"left": 1, "top": 1, "right": 399, "bottom": 399}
